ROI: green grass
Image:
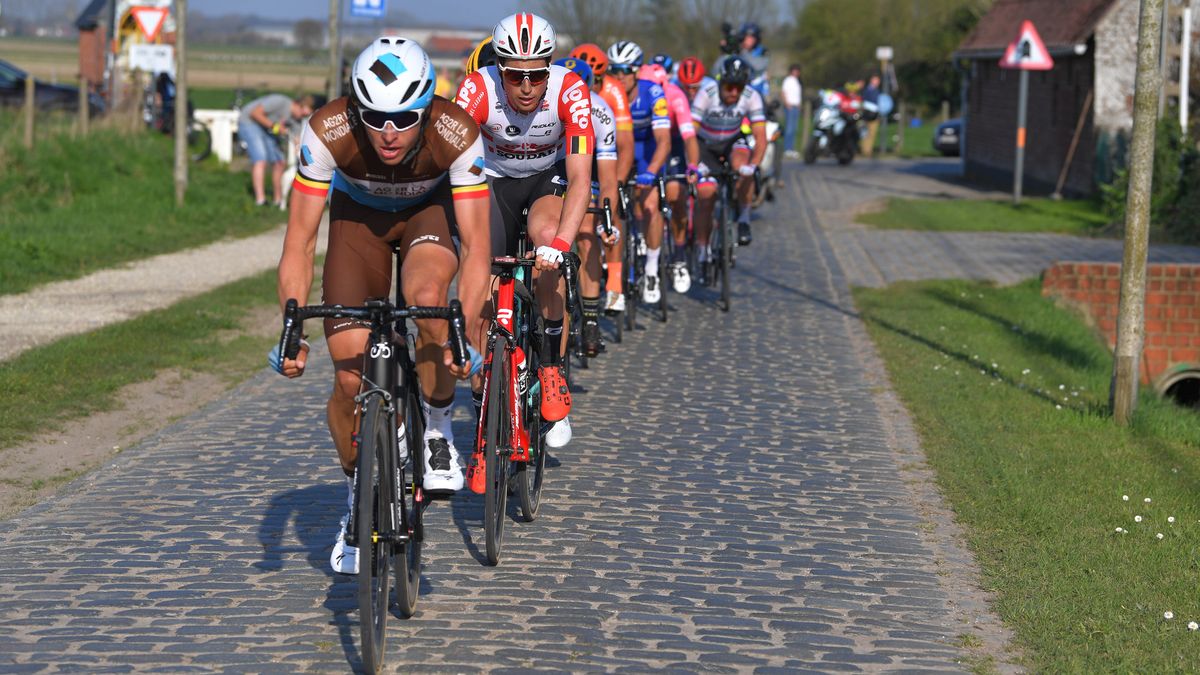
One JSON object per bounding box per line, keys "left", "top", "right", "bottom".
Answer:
{"left": 855, "top": 278, "right": 1200, "bottom": 671}
{"left": 858, "top": 196, "right": 1111, "bottom": 236}
{"left": 896, "top": 121, "right": 941, "bottom": 159}
{"left": 0, "top": 268, "right": 281, "bottom": 450}
{"left": 0, "top": 111, "right": 283, "bottom": 295}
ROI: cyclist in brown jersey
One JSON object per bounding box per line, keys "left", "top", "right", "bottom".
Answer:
{"left": 271, "top": 38, "right": 490, "bottom": 574}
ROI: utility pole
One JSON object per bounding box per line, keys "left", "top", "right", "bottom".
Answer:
{"left": 327, "top": 0, "right": 340, "bottom": 102}
{"left": 174, "top": 0, "right": 188, "bottom": 206}
{"left": 1112, "top": 0, "right": 1164, "bottom": 424}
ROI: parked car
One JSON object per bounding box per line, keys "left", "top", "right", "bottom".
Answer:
{"left": 934, "top": 117, "right": 962, "bottom": 156}
{"left": 0, "top": 59, "right": 106, "bottom": 116}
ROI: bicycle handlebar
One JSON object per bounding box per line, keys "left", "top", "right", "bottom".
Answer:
{"left": 279, "top": 298, "right": 469, "bottom": 368}
{"left": 491, "top": 251, "right": 581, "bottom": 316}
{"left": 585, "top": 198, "right": 615, "bottom": 239}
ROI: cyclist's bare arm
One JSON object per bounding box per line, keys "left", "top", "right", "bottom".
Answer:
{"left": 615, "top": 128, "right": 634, "bottom": 184}
{"left": 647, "top": 127, "right": 672, "bottom": 175}
{"left": 557, "top": 152, "right": 594, "bottom": 246}
{"left": 684, "top": 134, "right": 701, "bottom": 169}
{"left": 275, "top": 190, "right": 326, "bottom": 377}
{"left": 452, "top": 195, "right": 491, "bottom": 355}
{"left": 750, "top": 122, "right": 768, "bottom": 167}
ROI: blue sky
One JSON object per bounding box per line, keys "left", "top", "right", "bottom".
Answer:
{"left": 196, "top": 0, "right": 524, "bottom": 29}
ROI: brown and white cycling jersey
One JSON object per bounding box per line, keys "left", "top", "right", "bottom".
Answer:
{"left": 292, "top": 96, "right": 488, "bottom": 211}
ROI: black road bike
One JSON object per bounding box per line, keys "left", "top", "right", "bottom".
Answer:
{"left": 278, "top": 252, "right": 468, "bottom": 673}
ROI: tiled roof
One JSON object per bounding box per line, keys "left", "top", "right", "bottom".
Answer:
{"left": 957, "top": 0, "right": 1118, "bottom": 56}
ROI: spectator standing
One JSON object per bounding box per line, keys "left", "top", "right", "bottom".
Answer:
{"left": 781, "top": 64, "right": 802, "bottom": 158}
{"left": 859, "top": 74, "right": 881, "bottom": 158}
{"left": 237, "top": 93, "right": 314, "bottom": 207}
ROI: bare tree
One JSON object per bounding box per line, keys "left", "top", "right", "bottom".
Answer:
{"left": 536, "top": 0, "right": 643, "bottom": 49}
{"left": 295, "top": 18, "right": 324, "bottom": 61}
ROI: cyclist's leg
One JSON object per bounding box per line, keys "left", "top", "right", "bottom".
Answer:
{"left": 398, "top": 185, "right": 466, "bottom": 492}
{"left": 693, "top": 142, "right": 722, "bottom": 252}
{"left": 527, "top": 190, "right": 572, "bottom": 427}
{"left": 730, "top": 142, "right": 754, "bottom": 244}
{"left": 576, "top": 196, "right": 603, "bottom": 356}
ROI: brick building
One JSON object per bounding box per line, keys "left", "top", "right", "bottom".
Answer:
{"left": 954, "top": 0, "right": 1148, "bottom": 197}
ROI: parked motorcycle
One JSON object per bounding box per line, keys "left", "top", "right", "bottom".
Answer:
{"left": 803, "top": 89, "right": 877, "bottom": 166}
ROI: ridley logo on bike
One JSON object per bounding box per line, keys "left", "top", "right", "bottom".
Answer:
{"left": 370, "top": 342, "right": 392, "bottom": 359}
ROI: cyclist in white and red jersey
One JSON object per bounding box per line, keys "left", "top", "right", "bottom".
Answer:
{"left": 554, "top": 56, "right": 620, "bottom": 359}
{"left": 274, "top": 38, "right": 491, "bottom": 575}
{"left": 455, "top": 13, "right": 594, "bottom": 449}
{"left": 639, "top": 61, "right": 700, "bottom": 294}
{"left": 692, "top": 56, "right": 767, "bottom": 254}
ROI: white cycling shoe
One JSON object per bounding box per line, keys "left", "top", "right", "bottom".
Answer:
{"left": 422, "top": 436, "right": 464, "bottom": 492}
{"left": 546, "top": 416, "right": 572, "bottom": 448}
{"left": 605, "top": 290, "right": 626, "bottom": 313}
{"left": 642, "top": 275, "right": 661, "bottom": 304}
{"left": 330, "top": 512, "right": 359, "bottom": 575}
{"left": 671, "top": 263, "right": 692, "bottom": 293}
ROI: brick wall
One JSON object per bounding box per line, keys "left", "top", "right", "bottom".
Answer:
{"left": 1042, "top": 262, "right": 1200, "bottom": 385}
{"left": 964, "top": 54, "right": 1096, "bottom": 197}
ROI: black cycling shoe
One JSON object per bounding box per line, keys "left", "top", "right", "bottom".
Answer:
{"left": 737, "top": 222, "right": 752, "bottom": 246}
{"left": 583, "top": 320, "right": 604, "bottom": 357}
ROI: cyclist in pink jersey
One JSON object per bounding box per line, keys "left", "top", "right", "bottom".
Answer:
{"left": 639, "top": 62, "right": 700, "bottom": 293}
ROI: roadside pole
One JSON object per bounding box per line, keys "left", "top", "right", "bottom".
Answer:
{"left": 1182, "top": 4, "right": 1191, "bottom": 136}
{"left": 327, "top": 0, "right": 340, "bottom": 101}
{"left": 1013, "top": 68, "right": 1028, "bottom": 204}
{"left": 174, "top": 0, "right": 188, "bottom": 206}
{"left": 23, "top": 76, "right": 34, "bottom": 150}
{"left": 998, "top": 20, "right": 1054, "bottom": 206}
{"left": 1112, "top": 0, "right": 1164, "bottom": 424}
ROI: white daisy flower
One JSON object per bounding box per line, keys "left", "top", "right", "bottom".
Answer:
{"left": 1165, "top": 611, "right": 1175, "bottom": 620}
{"left": 1189, "top": 621, "right": 1198, "bottom": 631}
{"left": 1122, "top": 495, "right": 1130, "bottom": 501}
{"left": 1168, "top": 517, "right": 1175, "bottom": 523}
{"left": 1157, "top": 533, "right": 1164, "bottom": 540}
{"left": 1135, "top": 516, "right": 1143, "bottom": 523}
{"left": 1145, "top": 497, "right": 1152, "bottom": 504}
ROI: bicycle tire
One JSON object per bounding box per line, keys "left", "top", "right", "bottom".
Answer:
{"left": 356, "top": 397, "right": 392, "bottom": 673}
{"left": 516, "top": 332, "right": 546, "bottom": 522}
{"left": 716, "top": 192, "right": 731, "bottom": 313}
{"left": 188, "top": 120, "right": 212, "bottom": 162}
{"left": 393, "top": 386, "right": 423, "bottom": 619}
{"left": 483, "top": 341, "right": 511, "bottom": 566}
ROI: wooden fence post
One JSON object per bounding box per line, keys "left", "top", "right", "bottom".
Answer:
{"left": 24, "top": 76, "right": 35, "bottom": 150}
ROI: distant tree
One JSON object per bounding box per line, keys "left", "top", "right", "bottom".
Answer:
{"left": 294, "top": 19, "right": 324, "bottom": 61}
{"left": 787, "top": 0, "right": 992, "bottom": 109}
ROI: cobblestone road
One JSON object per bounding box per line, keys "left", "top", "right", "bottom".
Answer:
{"left": 0, "top": 160, "right": 1029, "bottom": 673}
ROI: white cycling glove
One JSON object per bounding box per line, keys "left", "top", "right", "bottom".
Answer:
{"left": 535, "top": 245, "right": 565, "bottom": 266}
{"left": 597, "top": 222, "right": 621, "bottom": 244}
{"left": 739, "top": 163, "right": 757, "bottom": 177}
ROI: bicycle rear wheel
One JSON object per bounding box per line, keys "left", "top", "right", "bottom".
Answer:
{"left": 483, "top": 341, "right": 511, "bottom": 566}
{"left": 188, "top": 120, "right": 212, "bottom": 162}
{"left": 356, "top": 397, "right": 392, "bottom": 673}
{"left": 393, "top": 386, "right": 423, "bottom": 618}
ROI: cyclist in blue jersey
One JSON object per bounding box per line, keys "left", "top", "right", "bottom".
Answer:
{"left": 607, "top": 40, "right": 671, "bottom": 305}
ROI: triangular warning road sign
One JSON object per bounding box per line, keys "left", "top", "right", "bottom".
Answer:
{"left": 1000, "top": 20, "right": 1054, "bottom": 70}
{"left": 131, "top": 6, "right": 169, "bottom": 42}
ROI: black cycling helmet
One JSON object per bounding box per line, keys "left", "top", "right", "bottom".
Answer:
{"left": 719, "top": 56, "right": 751, "bottom": 85}
{"left": 739, "top": 22, "right": 761, "bottom": 40}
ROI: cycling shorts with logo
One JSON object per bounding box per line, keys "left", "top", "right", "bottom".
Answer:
{"left": 487, "top": 161, "right": 568, "bottom": 258}
{"left": 321, "top": 182, "right": 459, "bottom": 336}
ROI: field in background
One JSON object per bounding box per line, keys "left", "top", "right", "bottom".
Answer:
{"left": 0, "top": 37, "right": 325, "bottom": 92}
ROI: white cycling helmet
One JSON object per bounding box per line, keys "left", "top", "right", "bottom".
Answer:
{"left": 350, "top": 37, "right": 435, "bottom": 112}
{"left": 492, "top": 13, "right": 555, "bottom": 60}
{"left": 607, "top": 41, "right": 644, "bottom": 68}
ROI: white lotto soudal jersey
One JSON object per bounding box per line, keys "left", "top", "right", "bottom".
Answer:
{"left": 583, "top": 91, "right": 616, "bottom": 163}
{"left": 455, "top": 64, "right": 594, "bottom": 179}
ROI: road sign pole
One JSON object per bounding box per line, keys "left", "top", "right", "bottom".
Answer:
{"left": 328, "top": 0, "right": 340, "bottom": 101}
{"left": 1013, "top": 68, "right": 1028, "bottom": 205}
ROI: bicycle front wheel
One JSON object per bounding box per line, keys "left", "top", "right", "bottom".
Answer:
{"left": 356, "top": 397, "right": 393, "bottom": 673}
{"left": 393, "top": 386, "right": 424, "bottom": 619}
{"left": 716, "top": 196, "right": 731, "bottom": 313}
{"left": 483, "top": 341, "right": 511, "bottom": 566}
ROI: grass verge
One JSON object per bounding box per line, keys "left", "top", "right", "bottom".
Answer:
{"left": 854, "top": 278, "right": 1200, "bottom": 671}
{"left": 0, "top": 111, "right": 283, "bottom": 295}
{"left": 858, "top": 196, "right": 1110, "bottom": 236}
{"left": 0, "top": 268, "right": 282, "bottom": 451}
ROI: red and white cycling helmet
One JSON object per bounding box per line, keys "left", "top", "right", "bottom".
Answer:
{"left": 492, "top": 13, "right": 556, "bottom": 60}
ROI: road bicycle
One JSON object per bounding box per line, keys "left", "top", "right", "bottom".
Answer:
{"left": 277, "top": 254, "right": 468, "bottom": 673}
{"left": 469, "top": 246, "right": 579, "bottom": 566}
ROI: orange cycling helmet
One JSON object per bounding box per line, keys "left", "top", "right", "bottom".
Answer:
{"left": 677, "top": 56, "right": 706, "bottom": 86}
{"left": 570, "top": 42, "right": 609, "bottom": 78}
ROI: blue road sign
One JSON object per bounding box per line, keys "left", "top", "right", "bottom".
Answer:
{"left": 350, "top": 0, "right": 386, "bottom": 18}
